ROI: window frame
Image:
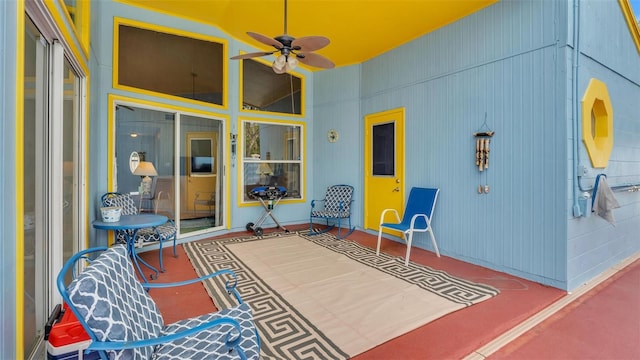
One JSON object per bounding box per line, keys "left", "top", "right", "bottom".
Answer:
{"left": 112, "top": 17, "right": 228, "bottom": 110}
{"left": 238, "top": 118, "right": 306, "bottom": 206}
{"left": 238, "top": 57, "right": 305, "bottom": 117}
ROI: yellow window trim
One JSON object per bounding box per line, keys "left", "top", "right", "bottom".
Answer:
{"left": 112, "top": 17, "right": 229, "bottom": 110}
{"left": 581, "top": 78, "right": 614, "bottom": 168}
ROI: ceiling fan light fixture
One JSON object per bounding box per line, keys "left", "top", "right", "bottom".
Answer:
{"left": 233, "top": 0, "right": 333, "bottom": 71}
{"left": 285, "top": 56, "right": 298, "bottom": 71}
{"left": 272, "top": 54, "right": 287, "bottom": 73}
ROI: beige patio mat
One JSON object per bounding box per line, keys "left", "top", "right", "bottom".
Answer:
{"left": 184, "top": 232, "right": 499, "bottom": 359}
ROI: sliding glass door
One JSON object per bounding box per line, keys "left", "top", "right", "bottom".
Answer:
{"left": 114, "top": 104, "right": 225, "bottom": 235}
{"left": 23, "top": 13, "right": 86, "bottom": 358}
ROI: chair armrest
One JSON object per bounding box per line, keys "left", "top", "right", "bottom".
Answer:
{"left": 379, "top": 208, "right": 401, "bottom": 225}
{"left": 143, "top": 268, "right": 242, "bottom": 303}
{"left": 409, "top": 213, "right": 430, "bottom": 231}
{"left": 86, "top": 317, "right": 243, "bottom": 351}
{"left": 310, "top": 199, "right": 326, "bottom": 209}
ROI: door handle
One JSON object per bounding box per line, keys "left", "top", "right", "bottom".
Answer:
{"left": 393, "top": 187, "right": 400, "bottom": 192}
{"left": 395, "top": 179, "right": 400, "bottom": 183}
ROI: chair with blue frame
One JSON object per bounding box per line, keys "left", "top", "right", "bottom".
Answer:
{"left": 376, "top": 187, "right": 441, "bottom": 266}
{"left": 101, "top": 192, "right": 177, "bottom": 273}
{"left": 57, "top": 245, "right": 261, "bottom": 359}
{"left": 309, "top": 184, "right": 355, "bottom": 239}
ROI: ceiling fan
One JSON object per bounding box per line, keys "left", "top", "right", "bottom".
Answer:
{"left": 230, "top": 0, "right": 335, "bottom": 74}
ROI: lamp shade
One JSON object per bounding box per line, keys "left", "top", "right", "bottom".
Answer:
{"left": 133, "top": 161, "right": 158, "bottom": 176}
{"left": 257, "top": 163, "right": 273, "bottom": 175}
{"left": 272, "top": 54, "right": 287, "bottom": 74}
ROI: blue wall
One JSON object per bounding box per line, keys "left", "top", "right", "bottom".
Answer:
{"left": 1, "top": 2, "right": 20, "bottom": 357}
{"left": 314, "top": 0, "right": 640, "bottom": 290}
{"left": 566, "top": 0, "right": 640, "bottom": 289}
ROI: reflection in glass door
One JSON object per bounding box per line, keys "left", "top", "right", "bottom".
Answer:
{"left": 181, "top": 116, "right": 223, "bottom": 234}
{"left": 115, "top": 105, "right": 224, "bottom": 235}
{"left": 62, "top": 59, "right": 79, "bottom": 275}
{"left": 23, "top": 16, "right": 49, "bottom": 357}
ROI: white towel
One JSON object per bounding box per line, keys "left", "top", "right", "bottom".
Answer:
{"left": 593, "top": 177, "right": 620, "bottom": 226}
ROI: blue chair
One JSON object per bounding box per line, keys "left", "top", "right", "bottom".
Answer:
{"left": 309, "top": 184, "right": 355, "bottom": 239}
{"left": 57, "top": 245, "right": 261, "bottom": 360}
{"left": 101, "top": 192, "right": 177, "bottom": 272}
{"left": 376, "top": 187, "right": 440, "bottom": 266}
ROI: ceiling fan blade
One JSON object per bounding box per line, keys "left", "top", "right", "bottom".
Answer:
{"left": 230, "top": 51, "right": 276, "bottom": 60}
{"left": 297, "top": 52, "right": 335, "bottom": 69}
{"left": 247, "top": 32, "right": 283, "bottom": 49}
{"left": 291, "top": 36, "right": 330, "bottom": 52}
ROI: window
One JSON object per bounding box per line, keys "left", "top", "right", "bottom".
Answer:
{"left": 240, "top": 119, "right": 304, "bottom": 203}
{"left": 241, "top": 59, "right": 302, "bottom": 115}
{"left": 581, "top": 78, "right": 613, "bottom": 168}
{"left": 116, "top": 19, "right": 225, "bottom": 107}
{"left": 190, "top": 138, "right": 214, "bottom": 175}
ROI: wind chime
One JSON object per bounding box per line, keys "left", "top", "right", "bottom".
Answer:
{"left": 474, "top": 114, "right": 494, "bottom": 193}
{"left": 475, "top": 136, "right": 492, "bottom": 171}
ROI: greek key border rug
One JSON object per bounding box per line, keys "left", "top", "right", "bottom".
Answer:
{"left": 183, "top": 232, "right": 499, "bottom": 359}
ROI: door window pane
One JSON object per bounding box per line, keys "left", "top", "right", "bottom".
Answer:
{"left": 115, "top": 106, "right": 176, "bottom": 219}
{"left": 372, "top": 122, "right": 395, "bottom": 176}
{"left": 23, "top": 15, "right": 48, "bottom": 357}
{"left": 181, "top": 116, "right": 223, "bottom": 234}
{"left": 62, "top": 59, "right": 78, "bottom": 266}
{"left": 115, "top": 105, "right": 225, "bottom": 235}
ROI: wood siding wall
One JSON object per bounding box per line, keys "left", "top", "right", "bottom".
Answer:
{"left": 315, "top": 0, "right": 640, "bottom": 290}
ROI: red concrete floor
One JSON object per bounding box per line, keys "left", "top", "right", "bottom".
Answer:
{"left": 136, "top": 225, "right": 636, "bottom": 359}
{"left": 489, "top": 258, "right": 640, "bottom": 360}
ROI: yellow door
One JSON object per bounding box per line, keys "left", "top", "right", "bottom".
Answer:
{"left": 364, "top": 108, "right": 405, "bottom": 231}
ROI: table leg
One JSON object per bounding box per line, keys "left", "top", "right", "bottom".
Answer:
{"left": 126, "top": 230, "right": 159, "bottom": 281}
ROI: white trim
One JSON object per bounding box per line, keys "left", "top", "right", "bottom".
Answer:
{"left": 49, "top": 40, "right": 64, "bottom": 307}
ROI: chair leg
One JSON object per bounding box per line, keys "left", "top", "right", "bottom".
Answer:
{"left": 172, "top": 235, "right": 177, "bottom": 258}
{"left": 376, "top": 227, "right": 384, "bottom": 256}
{"left": 158, "top": 240, "right": 165, "bottom": 273}
{"left": 404, "top": 231, "right": 414, "bottom": 266}
{"left": 336, "top": 217, "right": 355, "bottom": 239}
{"left": 428, "top": 228, "right": 440, "bottom": 257}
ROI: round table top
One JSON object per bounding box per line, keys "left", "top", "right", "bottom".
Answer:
{"left": 92, "top": 214, "right": 168, "bottom": 230}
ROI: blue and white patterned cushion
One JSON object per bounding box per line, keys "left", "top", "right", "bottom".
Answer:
{"left": 66, "top": 245, "right": 163, "bottom": 359}
{"left": 156, "top": 302, "right": 260, "bottom": 359}
{"left": 66, "top": 245, "right": 261, "bottom": 360}
{"left": 311, "top": 185, "right": 353, "bottom": 218}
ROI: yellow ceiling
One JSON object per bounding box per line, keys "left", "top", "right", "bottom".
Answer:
{"left": 118, "top": 0, "right": 498, "bottom": 69}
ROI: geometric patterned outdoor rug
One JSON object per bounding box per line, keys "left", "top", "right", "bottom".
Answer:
{"left": 183, "top": 232, "right": 499, "bottom": 359}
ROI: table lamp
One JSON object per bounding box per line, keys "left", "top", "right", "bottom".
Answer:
{"left": 257, "top": 163, "right": 273, "bottom": 185}
{"left": 133, "top": 161, "right": 157, "bottom": 194}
